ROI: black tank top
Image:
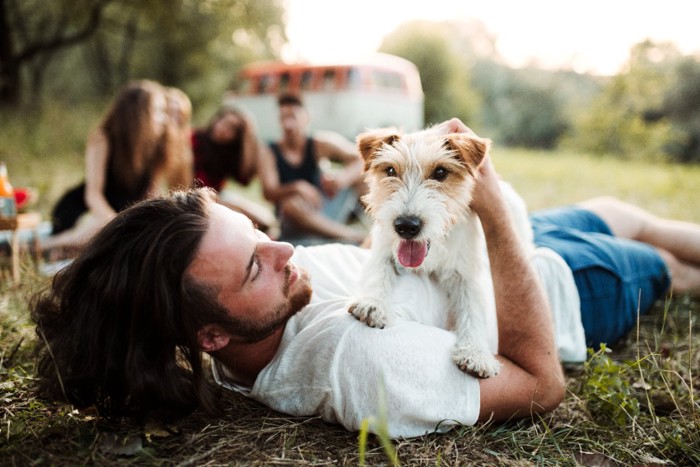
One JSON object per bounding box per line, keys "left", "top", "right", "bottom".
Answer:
{"left": 269, "top": 137, "right": 321, "bottom": 189}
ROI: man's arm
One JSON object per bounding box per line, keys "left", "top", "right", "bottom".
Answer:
{"left": 472, "top": 154, "right": 565, "bottom": 421}
{"left": 313, "top": 131, "right": 364, "bottom": 194}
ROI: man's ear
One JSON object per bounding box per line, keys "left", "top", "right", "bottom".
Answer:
{"left": 197, "top": 325, "right": 231, "bottom": 352}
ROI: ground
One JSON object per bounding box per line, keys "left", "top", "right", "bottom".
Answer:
{"left": 1, "top": 270, "right": 698, "bottom": 465}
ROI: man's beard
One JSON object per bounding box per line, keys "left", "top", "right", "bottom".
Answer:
{"left": 230, "top": 265, "right": 312, "bottom": 343}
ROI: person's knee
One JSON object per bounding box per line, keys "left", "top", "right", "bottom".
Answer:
{"left": 577, "top": 196, "right": 623, "bottom": 214}
{"left": 279, "top": 195, "right": 313, "bottom": 222}
{"left": 580, "top": 196, "right": 654, "bottom": 240}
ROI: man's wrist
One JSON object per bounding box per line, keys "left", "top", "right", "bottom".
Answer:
{"left": 475, "top": 197, "right": 512, "bottom": 237}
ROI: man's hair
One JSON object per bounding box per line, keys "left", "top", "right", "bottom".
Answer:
{"left": 277, "top": 92, "right": 304, "bottom": 108}
{"left": 32, "top": 188, "right": 233, "bottom": 421}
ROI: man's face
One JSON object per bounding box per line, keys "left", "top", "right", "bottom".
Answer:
{"left": 279, "top": 104, "right": 309, "bottom": 140}
{"left": 187, "top": 204, "right": 312, "bottom": 343}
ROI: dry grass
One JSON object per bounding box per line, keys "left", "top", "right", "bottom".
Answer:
{"left": 1, "top": 110, "right": 699, "bottom": 465}
{"left": 1, "top": 276, "right": 698, "bottom": 465}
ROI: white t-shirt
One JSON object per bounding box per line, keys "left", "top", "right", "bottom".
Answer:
{"left": 213, "top": 243, "right": 584, "bottom": 438}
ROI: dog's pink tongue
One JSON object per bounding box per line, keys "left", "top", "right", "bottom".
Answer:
{"left": 397, "top": 240, "right": 428, "bottom": 268}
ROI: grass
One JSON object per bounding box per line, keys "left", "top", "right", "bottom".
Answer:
{"left": 1, "top": 108, "right": 699, "bottom": 464}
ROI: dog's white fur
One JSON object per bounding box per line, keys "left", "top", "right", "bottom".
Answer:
{"left": 348, "top": 127, "right": 533, "bottom": 378}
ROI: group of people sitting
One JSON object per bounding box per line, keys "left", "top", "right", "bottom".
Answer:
{"left": 42, "top": 80, "right": 367, "bottom": 256}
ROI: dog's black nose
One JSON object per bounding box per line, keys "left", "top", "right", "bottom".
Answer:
{"left": 394, "top": 216, "right": 422, "bottom": 239}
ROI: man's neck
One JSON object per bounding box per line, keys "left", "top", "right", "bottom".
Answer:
{"left": 212, "top": 327, "right": 285, "bottom": 386}
{"left": 281, "top": 132, "right": 306, "bottom": 151}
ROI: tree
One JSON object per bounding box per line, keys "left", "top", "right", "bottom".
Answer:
{"left": 470, "top": 61, "right": 594, "bottom": 149}
{"left": 564, "top": 40, "right": 686, "bottom": 161}
{"left": 646, "top": 57, "right": 700, "bottom": 162}
{"left": 0, "top": 0, "right": 113, "bottom": 107}
{"left": 379, "top": 20, "right": 481, "bottom": 127}
{"left": 0, "top": 0, "right": 286, "bottom": 109}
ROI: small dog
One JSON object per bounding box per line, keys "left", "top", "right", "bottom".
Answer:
{"left": 348, "top": 127, "right": 533, "bottom": 378}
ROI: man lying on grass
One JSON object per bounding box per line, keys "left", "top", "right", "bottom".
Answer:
{"left": 32, "top": 120, "right": 700, "bottom": 438}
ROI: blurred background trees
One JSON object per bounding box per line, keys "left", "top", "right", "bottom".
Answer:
{"left": 2, "top": 0, "right": 700, "bottom": 163}
{"left": 1, "top": 0, "right": 285, "bottom": 114}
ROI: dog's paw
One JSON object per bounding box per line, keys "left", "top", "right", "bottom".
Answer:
{"left": 348, "top": 299, "right": 388, "bottom": 329}
{"left": 452, "top": 344, "right": 501, "bottom": 379}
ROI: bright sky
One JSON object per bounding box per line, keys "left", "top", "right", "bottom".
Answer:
{"left": 283, "top": 0, "right": 700, "bottom": 75}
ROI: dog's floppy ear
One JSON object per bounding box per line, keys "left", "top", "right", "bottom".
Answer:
{"left": 356, "top": 128, "right": 401, "bottom": 169}
{"left": 444, "top": 134, "right": 491, "bottom": 175}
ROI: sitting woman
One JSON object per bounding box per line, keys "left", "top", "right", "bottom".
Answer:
{"left": 44, "top": 80, "right": 176, "bottom": 253}
{"left": 191, "top": 107, "right": 276, "bottom": 233}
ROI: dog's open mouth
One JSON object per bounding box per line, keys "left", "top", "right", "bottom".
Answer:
{"left": 397, "top": 239, "right": 430, "bottom": 268}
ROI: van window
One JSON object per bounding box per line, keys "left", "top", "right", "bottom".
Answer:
{"left": 372, "top": 70, "right": 403, "bottom": 91}
{"left": 322, "top": 69, "right": 335, "bottom": 90}
{"left": 279, "top": 72, "right": 291, "bottom": 93}
{"left": 258, "top": 74, "right": 274, "bottom": 94}
{"left": 346, "top": 67, "right": 362, "bottom": 89}
{"left": 301, "top": 70, "right": 314, "bottom": 91}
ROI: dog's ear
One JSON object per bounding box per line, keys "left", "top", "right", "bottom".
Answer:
{"left": 444, "top": 134, "right": 491, "bottom": 175}
{"left": 356, "top": 129, "right": 401, "bottom": 169}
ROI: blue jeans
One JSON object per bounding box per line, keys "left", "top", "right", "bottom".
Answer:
{"left": 530, "top": 207, "right": 671, "bottom": 348}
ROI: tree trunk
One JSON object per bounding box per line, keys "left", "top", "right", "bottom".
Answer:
{"left": 1, "top": 0, "right": 110, "bottom": 108}
{"left": 0, "top": 0, "right": 20, "bottom": 107}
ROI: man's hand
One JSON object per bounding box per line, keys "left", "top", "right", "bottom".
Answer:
{"left": 432, "top": 118, "right": 505, "bottom": 222}
{"left": 320, "top": 172, "right": 341, "bottom": 198}
{"left": 469, "top": 155, "right": 506, "bottom": 221}
{"left": 431, "top": 117, "right": 478, "bottom": 137}
{"left": 291, "top": 180, "right": 323, "bottom": 210}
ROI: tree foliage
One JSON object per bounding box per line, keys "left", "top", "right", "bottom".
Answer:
{"left": 0, "top": 0, "right": 113, "bottom": 106}
{"left": 378, "top": 20, "right": 481, "bottom": 127}
{"left": 562, "top": 40, "right": 700, "bottom": 163}
{"left": 471, "top": 61, "right": 592, "bottom": 149}
{"left": 0, "top": 0, "right": 285, "bottom": 112}
{"left": 649, "top": 57, "right": 700, "bottom": 162}
{"left": 4, "top": 6, "right": 700, "bottom": 163}
{"left": 379, "top": 19, "right": 590, "bottom": 149}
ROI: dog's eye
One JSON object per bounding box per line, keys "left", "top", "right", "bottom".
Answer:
{"left": 385, "top": 166, "right": 397, "bottom": 177}
{"left": 432, "top": 167, "right": 449, "bottom": 181}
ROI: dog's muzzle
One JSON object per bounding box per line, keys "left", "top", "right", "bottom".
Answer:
{"left": 394, "top": 215, "right": 422, "bottom": 239}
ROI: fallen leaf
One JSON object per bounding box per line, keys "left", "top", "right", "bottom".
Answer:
{"left": 98, "top": 432, "right": 143, "bottom": 456}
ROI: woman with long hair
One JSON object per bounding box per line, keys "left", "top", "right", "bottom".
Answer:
{"left": 192, "top": 106, "right": 276, "bottom": 233}
{"left": 44, "top": 80, "right": 176, "bottom": 252}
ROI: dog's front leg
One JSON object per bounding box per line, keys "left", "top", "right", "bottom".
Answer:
{"left": 447, "top": 274, "right": 502, "bottom": 378}
{"left": 348, "top": 248, "right": 396, "bottom": 329}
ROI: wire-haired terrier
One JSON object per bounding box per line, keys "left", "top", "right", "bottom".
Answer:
{"left": 348, "top": 126, "right": 533, "bottom": 378}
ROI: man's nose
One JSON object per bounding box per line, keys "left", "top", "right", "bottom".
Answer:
{"left": 281, "top": 117, "right": 296, "bottom": 129}
{"left": 262, "top": 240, "right": 295, "bottom": 271}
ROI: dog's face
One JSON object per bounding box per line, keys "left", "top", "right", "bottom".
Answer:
{"left": 357, "top": 128, "right": 489, "bottom": 268}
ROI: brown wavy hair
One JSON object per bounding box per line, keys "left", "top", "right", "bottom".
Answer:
{"left": 32, "top": 188, "right": 236, "bottom": 421}
{"left": 198, "top": 107, "right": 259, "bottom": 185}
{"left": 101, "top": 80, "right": 173, "bottom": 195}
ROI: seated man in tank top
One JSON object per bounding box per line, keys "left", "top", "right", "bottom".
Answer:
{"left": 257, "top": 93, "right": 367, "bottom": 245}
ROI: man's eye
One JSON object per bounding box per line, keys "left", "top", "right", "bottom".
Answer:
{"left": 252, "top": 255, "right": 262, "bottom": 280}
{"left": 432, "top": 167, "right": 448, "bottom": 181}
{"left": 385, "top": 166, "right": 397, "bottom": 177}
